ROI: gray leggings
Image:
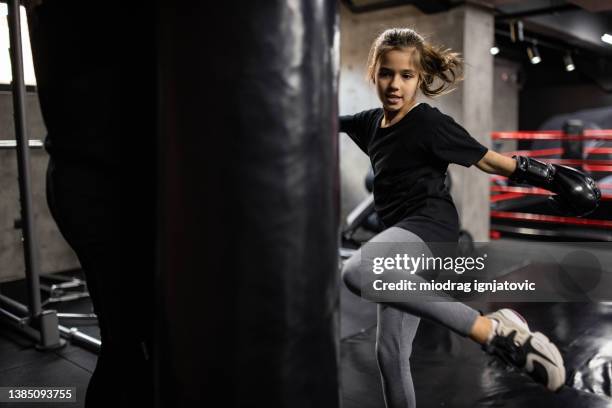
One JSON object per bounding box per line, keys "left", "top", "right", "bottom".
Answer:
{"left": 341, "top": 227, "right": 479, "bottom": 408}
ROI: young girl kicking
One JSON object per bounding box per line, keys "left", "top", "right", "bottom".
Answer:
{"left": 340, "top": 28, "right": 600, "bottom": 408}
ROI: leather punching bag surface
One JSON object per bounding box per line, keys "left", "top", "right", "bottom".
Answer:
{"left": 157, "top": 2, "right": 340, "bottom": 407}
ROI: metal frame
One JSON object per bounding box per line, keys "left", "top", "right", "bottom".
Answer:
{"left": 40, "top": 272, "right": 92, "bottom": 307}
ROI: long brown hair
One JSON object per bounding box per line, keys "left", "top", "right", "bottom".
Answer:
{"left": 366, "top": 28, "right": 463, "bottom": 97}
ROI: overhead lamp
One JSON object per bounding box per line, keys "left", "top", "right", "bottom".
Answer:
{"left": 490, "top": 46, "right": 500, "bottom": 55}
{"left": 563, "top": 52, "right": 575, "bottom": 72}
{"left": 527, "top": 42, "right": 541, "bottom": 64}
{"left": 602, "top": 33, "right": 612, "bottom": 45}
{"left": 510, "top": 20, "right": 524, "bottom": 43}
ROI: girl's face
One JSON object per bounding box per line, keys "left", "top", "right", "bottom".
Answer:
{"left": 374, "top": 48, "right": 420, "bottom": 113}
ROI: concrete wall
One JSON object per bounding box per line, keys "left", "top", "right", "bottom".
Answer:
{"left": 493, "top": 58, "right": 520, "bottom": 133}
{"left": 0, "top": 91, "right": 79, "bottom": 283}
{"left": 339, "top": 3, "right": 497, "bottom": 241}
{"left": 492, "top": 58, "right": 520, "bottom": 153}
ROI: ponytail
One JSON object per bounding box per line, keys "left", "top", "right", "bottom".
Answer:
{"left": 418, "top": 42, "right": 463, "bottom": 96}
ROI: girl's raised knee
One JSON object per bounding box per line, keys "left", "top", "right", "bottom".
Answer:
{"left": 341, "top": 257, "right": 362, "bottom": 297}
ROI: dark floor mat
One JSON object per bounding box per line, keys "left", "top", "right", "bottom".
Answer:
{"left": 340, "top": 301, "right": 612, "bottom": 408}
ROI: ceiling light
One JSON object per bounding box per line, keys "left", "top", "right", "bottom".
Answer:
{"left": 490, "top": 46, "right": 500, "bottom": 55}
{"left": 527, "top": 44, "right": 541, "bottom": 64}
{"left": 602, "top": 33, "right": 612, "bottom": 45}
{"left": 510, "top": 20, "right": 524, "bottom": 43}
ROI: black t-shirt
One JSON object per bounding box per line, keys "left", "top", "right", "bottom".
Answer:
{"left": 340, "top": 103, "right": 488, "bottom": 243}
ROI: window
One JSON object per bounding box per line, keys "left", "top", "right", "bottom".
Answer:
{"left": 0, "top": 4, "right": 37, "bottom": 85}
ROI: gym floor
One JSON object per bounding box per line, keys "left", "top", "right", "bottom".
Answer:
{"left": 0, "top": 271, "right": 97, "bottom": 408}
{"left": 340, "top": 238, "right": 612, "bottom": 407}
{"left": 341, "top": 289, "right": 612, "bottom": 407}
{"left": 1, "top": 240, "right": 611, "bottom": 408}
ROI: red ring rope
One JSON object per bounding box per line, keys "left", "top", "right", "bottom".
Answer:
{"left": 492, "top": 130, "right": 612, "bottom": 140}
{"left": 490, "top": 211, "right": 612, "bottom": 228}
{"left": 490, "top": 186, "right": 612, "bottom": 201}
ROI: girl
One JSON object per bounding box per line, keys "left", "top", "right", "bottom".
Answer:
{"left": 340, "top": 28, "right": 597, "bottom": 408}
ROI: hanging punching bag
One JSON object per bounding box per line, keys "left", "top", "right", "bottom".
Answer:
{"left": 157, "top": 1, "right": 340, "bottom": 407}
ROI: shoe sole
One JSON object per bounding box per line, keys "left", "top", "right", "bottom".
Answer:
{"left": 529, "top": 331, "right": 566, "bottom": 391}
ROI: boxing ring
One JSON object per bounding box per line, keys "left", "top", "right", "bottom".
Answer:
{"left": 490, "top": 128, "right": 612, "bottom": 241}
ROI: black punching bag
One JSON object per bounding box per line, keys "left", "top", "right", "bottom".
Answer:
{"left": 156, "top": 2, "right": 340, "bottom": 407}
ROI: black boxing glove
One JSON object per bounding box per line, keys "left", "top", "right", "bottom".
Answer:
{"left": 509, "top": 156, "right": 601, "bottom": 217}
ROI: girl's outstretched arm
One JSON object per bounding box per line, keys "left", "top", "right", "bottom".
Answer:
{"left": 475, "top": 150, "right": 516, "bottom": 176}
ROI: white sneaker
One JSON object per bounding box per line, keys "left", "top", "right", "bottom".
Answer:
{"left": 483, "top": 308, "right": 566, "bottom": 392}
